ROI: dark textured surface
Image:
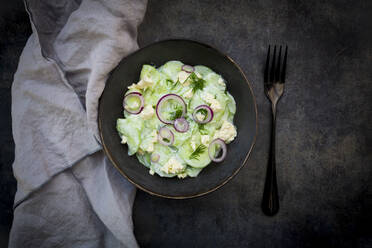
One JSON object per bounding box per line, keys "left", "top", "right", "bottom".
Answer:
{"left": 0, "top": 1, "right": 31, "bottom": 247}
{"left": 0, "top": 0, "right": 372, "bottom": 247}
{"left": 134, "top": 0, "right": 372, "bottom": 247}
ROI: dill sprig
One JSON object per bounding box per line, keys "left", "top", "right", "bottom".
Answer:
{"left": 171, "top": 79, "right": 180, "bottom": 90}
{"left": 189, "top": 144, "right": 207, "bottom": 160}
{"left": 166, "top": 79, "right": 175, "bottom": 87}
{"left": 190, "top": 73, "right": 206, "bottom": 93}
{"left": 169, "top": 109, "right": 183, "bottom": 120}
{"left": 197, "top": 108, "right": 208, "bottom": 117}
{"left": 168, "top": 145, "right": 179, "bottom": 152}
{"left": 198, "top": 124, "right": 208, "bottom": 135}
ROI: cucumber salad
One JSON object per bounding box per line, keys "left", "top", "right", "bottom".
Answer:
{"left": 116, "top": 61, "right": 237, "bottom": 179}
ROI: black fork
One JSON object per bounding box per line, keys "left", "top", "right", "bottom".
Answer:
{"left": 262, "top": 45, "right": 288, "bottom": 216}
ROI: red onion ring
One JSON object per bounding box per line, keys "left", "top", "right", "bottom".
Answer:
{"left": 123, "top": 92, "right": 144, "bottom": 114}
{"left": 192, "top": 105, "right": 214, "bottom": 124}
{"left": 208, "top": 138, "right": 227, "bottom": 162}
{"left": 181, "top": 65, "right": 194, "bottom": 73}
{"left": 151, "top": 153, "right": 160, "bottom": 163}
{"left": 156, "top": 94, "right": 187, "bottom": 124}
{"left": 174, "top": 117, "right": 189, "bottom": 133}
{"left": 158, "top": 127, "right": 174, "bottom": 146}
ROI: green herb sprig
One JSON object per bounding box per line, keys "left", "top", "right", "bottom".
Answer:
{"left": 169, "top": 109, "right": 183, "bottom": 121}
{"left": 198, "top": 124, "right": 208, "bottom": 135}
{"left": 190, "top": 73, "right": 206, "bottom": 93}
{"left": 189, "top": 144, "right": 207, "bottom": 160}
{"left": 197, "top": 108, "right": 208, "bottom": 117}
{"left": 166, "top": 79, "right": 175, "bottom": 87}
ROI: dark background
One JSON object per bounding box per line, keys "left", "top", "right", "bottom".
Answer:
{"left": 1, "top": 0, "right": 372, "bottom": 247}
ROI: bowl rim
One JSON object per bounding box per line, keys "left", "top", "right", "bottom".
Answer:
{"left": 98, "top": 38, "right": 258, "bottom": 199}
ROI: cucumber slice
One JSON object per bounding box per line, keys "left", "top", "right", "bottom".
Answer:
{"left": 139, "top": 128, "right": 157, "bottom": 153}
{"left": 204, "top": 72, "right": 226, "bottom": 91}
{"left": 179, "top": 137, "right": 211, "bottom": 168}
{"left": 186, "top": 166, "right": 203, "bottom": 177}
{"left": 226, "top": 92, "right": 236, "bottom": 114}
{"left": 198, "top": 122, "right": 218, "bottom": 136}
{"left": 194, "top": 65, "right": 213, "bottom": 77}
{"left": 150, "top": 163, "right": 176, "bottom": 178}
{"left": 140, "top": 65, "right": 162, "bottom": 83}
{"left": 188, "top": 90, "right": 204, "bottom": 111}
{"left": 152, "top": 143, "right": 173, "bottom": 166}
{"left": 136, "top": 153, "right": 151, "bottom": 168}
{"left": 169, "top": 121, "right": 196, "bottom": 147}
{"left": 158, "top": 61, "right": 183, "bottom": 82}
{"left": 116, "top": 117, "right": 143, "bottom": 155}
{"left": 150, "top": 146, "right": 185, "bottom": 177}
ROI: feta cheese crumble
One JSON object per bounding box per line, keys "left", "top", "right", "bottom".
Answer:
{"left": 139, "top": 105, "right": 155, "bottom": 120}
{"left": 120, "top": 136, "right": 127, "bottom": 144}
{"left": 217, "top": 78, "right": 225, "bottom": 87}
{"left": 190, "top": 135, "right": 199, "bottom": 150}
{"left": 195, "top": 112, "right": 205, "bottom": 122}
{"left": 161, "top": 157, "right": 185, "bottom": 174}
{"left": 128, "top": 76, "right": 154, "bottom": 90}
{"left": 143, "top": 130, "right": 157, "bottom": 152}
{"left": 184, "top": 88, "right": 194, "bottom": 99}
{"left": 202, "top": 92, "right": 222, "bottom": 112}
{"left": 177, "top": 172, "right": 187, "bottom": 179}
{"left": 213, "top": 120, "right": 237, "bottom": 143}
{"left": 201, "top": 135, "right": 210, "bottom": 146}
{"left": 177, "top": 71, "right": 191, "bottom": 84}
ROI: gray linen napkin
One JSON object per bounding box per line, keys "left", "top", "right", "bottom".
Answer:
{"left": 9, "top": 0, "right": 147, "bottom": 247}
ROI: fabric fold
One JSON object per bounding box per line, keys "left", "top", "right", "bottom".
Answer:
{"left": 10, "top": 0, "right": 148, "bottom": 247}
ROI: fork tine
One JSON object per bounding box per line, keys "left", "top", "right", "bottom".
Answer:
{"left": 275, "top": 46, "right": 282, "bottom": 82}
{"left": 264, "top": 45, "right": 271, "bottom": 83}
{"left": 281, "top": 46, "right": 288, "bottom": 83}
{"left": 270, "top": 45, "right": 276, "bottom": 83}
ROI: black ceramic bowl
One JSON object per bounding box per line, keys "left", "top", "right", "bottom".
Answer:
{"left": 99, "top": 39, "right": 257, "bottom": 199}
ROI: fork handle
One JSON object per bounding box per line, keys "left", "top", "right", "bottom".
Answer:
{"left": 262, "top": 104, "right": 279, "bottom": 216}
